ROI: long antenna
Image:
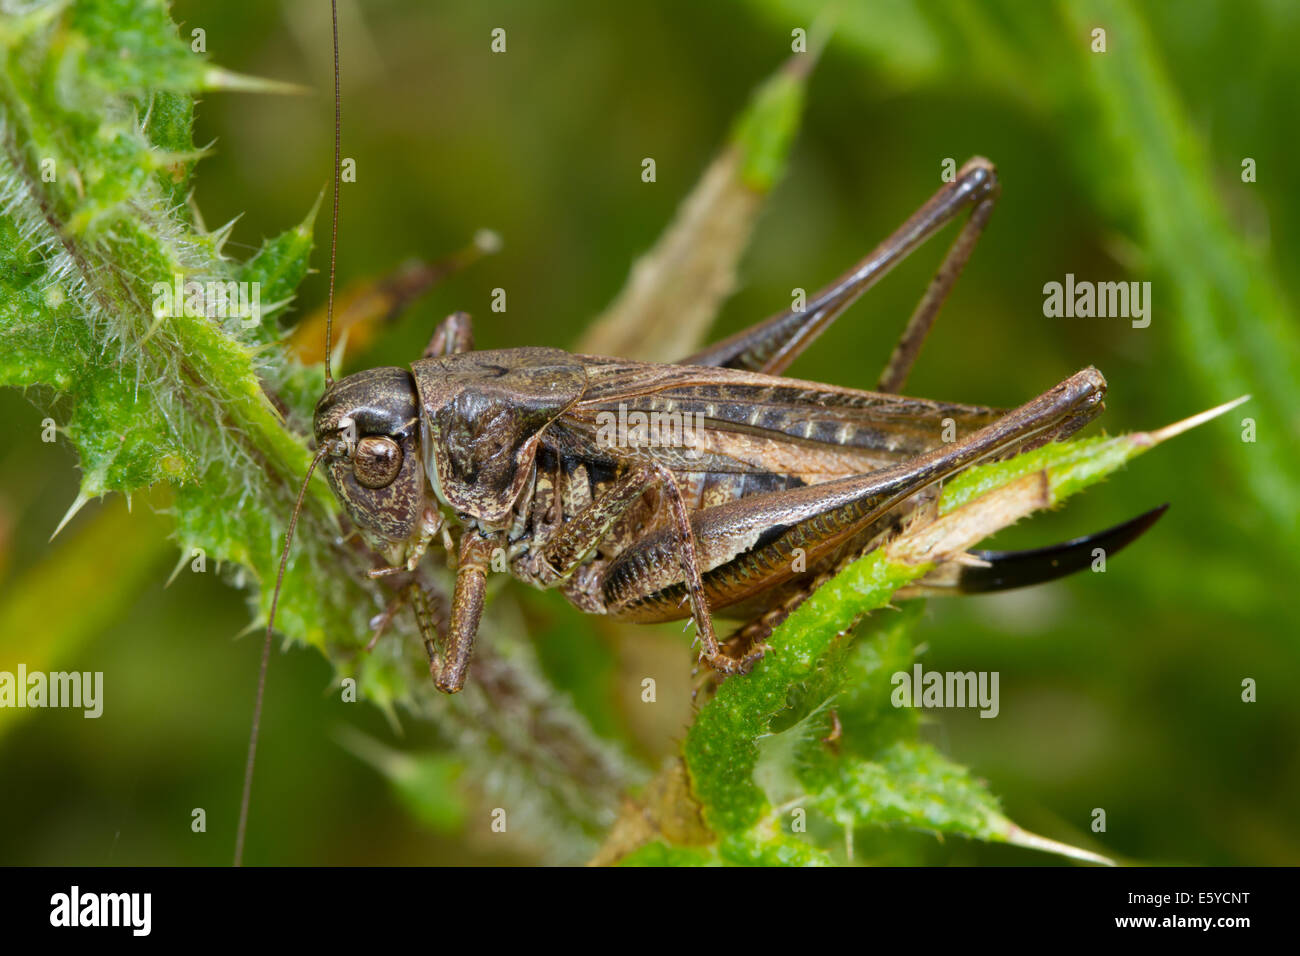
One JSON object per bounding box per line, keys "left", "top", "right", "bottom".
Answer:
{"left": 234, "top": 444, "right": 332, "bottom": 866}
{"left": 233, "top": 0, "right": 345, "bottom": 866}
{"left": 324, "top": 0, "right": 341, "bottom": 388}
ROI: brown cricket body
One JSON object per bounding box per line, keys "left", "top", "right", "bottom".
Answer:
{"left": 311, "top": 308, "right": 1114, "bottom": 696}
{"left": 297, "top": 154, "right": 1165, "bottom": 699}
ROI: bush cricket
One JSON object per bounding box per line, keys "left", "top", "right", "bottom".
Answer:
{"left": 236, "top": 2, "right": 1172, "bottom": 864}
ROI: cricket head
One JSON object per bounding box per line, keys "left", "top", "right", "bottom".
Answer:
{"left": 314, "top": 366, "right": 428, "bottom": 545}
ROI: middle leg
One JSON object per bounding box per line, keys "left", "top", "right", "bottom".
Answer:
{"left": 534, "top": 459, "right": 751, "bottom": 674}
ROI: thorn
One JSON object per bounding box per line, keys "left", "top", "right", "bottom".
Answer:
{"left": 203, "top": 67, "right": 312, "bottom": 96}
{"left": 165, "top": 550, "right": 189, "bottom": 588}
{"left": 300, "top": 190, "right": 326, "bottom": 237}
{"left": 258, "top": 296, "right": 295, "bottom": 319}
{"left": 144, "top": 147, "right": 211, "bottom": 173}
{"left": 209, "top": 213, "right": 244, "bottom": 255}
{"left": 1003, "top": 823, "right": 1115, "bottom": 867}
{"left": 187, "top": 188, "right": 207, "bottom": 233}
{"left": 50, "top": 491, "right": 90, "bottom": 541}
{"left": 232, "top": 618, "right": 262, "bottom": 641}
{"left": 139, "top": 311, "right": 167, "bottom": 345}
{"left": 1146, "top": 395, "right": 1250, "bottom": 445}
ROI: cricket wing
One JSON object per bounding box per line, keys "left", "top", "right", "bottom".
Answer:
{"left": 551, "top": 356, "right": 1008, "bottom": 485}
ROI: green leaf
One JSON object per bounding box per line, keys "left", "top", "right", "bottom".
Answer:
{"left": 811, "top": 741, "right": 1110, "bottom": 865}
{"left": 814, "top": 741, "right": 1004, "bottom": 840}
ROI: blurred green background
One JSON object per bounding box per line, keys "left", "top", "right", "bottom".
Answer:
{"left": 1, "top": 0, "right": 1297, "bottom": 865}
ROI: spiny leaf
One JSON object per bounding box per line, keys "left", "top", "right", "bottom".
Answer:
{"left": 814, "top": 742, "right": 1005, "bottom": 842}
{"left": 811, "top": 742, "right": 1111, "bottom": 865}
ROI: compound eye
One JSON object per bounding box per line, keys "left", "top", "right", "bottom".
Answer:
{"left": 352, "top": 436, "right": 403, "bottom": 488}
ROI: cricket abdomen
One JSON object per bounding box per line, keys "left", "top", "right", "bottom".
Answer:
{"left": 598, "top": 477, "right": 931, "bottom": 623}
